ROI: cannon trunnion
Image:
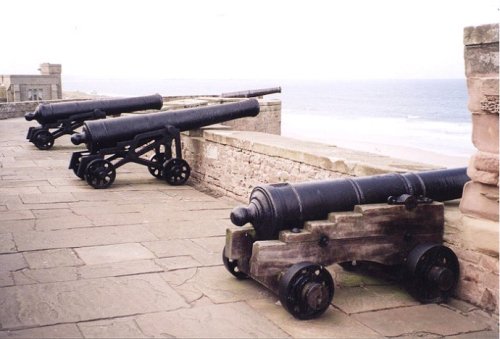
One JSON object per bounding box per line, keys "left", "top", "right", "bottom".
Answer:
{"left": 69, "top": 99, "right": 260, "bottom": 189}
{"left": 25, "top": 94, "right": 163, "bottom": 150}
{"left": 224, "top": 168, "right": 468, "bottom": 319}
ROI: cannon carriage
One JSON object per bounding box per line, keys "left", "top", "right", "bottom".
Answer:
{"left": 223, "top": 168, "right": 469, "bottom": 319}
{"left": 25, "top": 94, "right": 163, "bottom": 150}
{"left": 69, "top": 99, "right": 260, "bottom": 189}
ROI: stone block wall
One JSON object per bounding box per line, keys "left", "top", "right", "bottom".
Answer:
{"left": 460, "top": 23, "right": 499, "bottom": 221}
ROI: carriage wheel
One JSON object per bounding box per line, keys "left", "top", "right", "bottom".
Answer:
{"left": 163, "top": 158, "right": 190, "bottom": 186}
{"left": 32, "top": 130, "right": 54, "bottom": 150}
{"left": 84, "top": 159, "right": 116, "bottom": 189}
{"left": 148, "top": 150, "right": 172, "bottom": 178}
{"left": 279, "top": 262, "right": 334, "bottom": 319}
{"left": 405, "top": 243, "right": 459, "bottom": 303}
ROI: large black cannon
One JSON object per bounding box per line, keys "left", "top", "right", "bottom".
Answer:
{"left": 221, "top": 86, "right": 281, "bottom": 98}
{"left": 231, "top": 167, "right": 469, "bottom": 240}
{"left": 25, "top": 94, "right": 163, "bottom": 150}
{"left": 224, "top": 168, "right": 469, "bottom": 319}
{"left": 70, "top": 99, "right": 260, "bottom": 189}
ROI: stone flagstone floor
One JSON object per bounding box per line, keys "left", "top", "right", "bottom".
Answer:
{"left": 0, "top": 118, "right": 498, "bottom": 338}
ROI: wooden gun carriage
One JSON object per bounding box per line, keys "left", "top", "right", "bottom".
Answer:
{"left": 223, "top": 168, "right": 469, "bottom": 319}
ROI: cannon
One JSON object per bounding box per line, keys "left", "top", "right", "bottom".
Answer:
{"left": 25, "top": 94, "right": 163, "bottom": 150}
{"left": 224, "top": 168, "right": 469, "bottom": 319}
{"left": 69, "top": 99, "right": 260, "bottom": 189}
{"left": 221, "top": 86, "right": 281, "bottom": 98}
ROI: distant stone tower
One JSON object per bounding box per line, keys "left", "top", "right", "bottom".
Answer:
{"left": 0, "top": 63, "right": 62, "bottom": 102}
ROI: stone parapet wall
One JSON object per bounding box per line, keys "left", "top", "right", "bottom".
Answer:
{"left": 460, "top": 23, "right": 499, "bottom": 222}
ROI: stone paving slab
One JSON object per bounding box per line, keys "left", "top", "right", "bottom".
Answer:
{"left": 0, "top": 253, "right": 27, "bottom": 272}
{"left": 77, "top": 317, "right": 144, "bottom": 338}
{"left": 0, "top": 324, "right": 82, "bottom": 338}
{"left": 0, "top": 274, "right": 188, "bottom": 330}
{"left": 13, "top": 225, "right": 158, "bottom": 251}
{"left": 23, "top": 249, "right": 83, "bottom": 269}
{"left": 0, "top": 234, "right": 16, "bottom": 254}
{"left": 135, "top": 302, "right": 289, "bottom": 338}
{"left": 333, "top": 285, "right": 420, "bottom": 314}
{"left": 247, "top": 298, "right": 382, "bottom": 338}
{"left": 353, "top": 304, "right": 491, "bottom": 337}
{"left": 0, "top": 118, "right": 498, "bottom": 338}
{"left": 75, "top": 243, "right": 155, "bottom": 264}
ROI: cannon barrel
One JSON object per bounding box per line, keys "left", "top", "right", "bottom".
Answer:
{"left": 24, "top": 94, "right": 164, "bottom": 124}
{"left": 71, "top": 99, "right": 260, "bottom": 152}
{"left": 221, "top": 87, "right": 281, "bottom": 98}
{"left": 231, "top": 167, "right": 470, "bottom": 240}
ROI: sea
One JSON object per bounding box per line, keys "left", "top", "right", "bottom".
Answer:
{"left": 63, "top": 77, "right": 474, "bottom": 166}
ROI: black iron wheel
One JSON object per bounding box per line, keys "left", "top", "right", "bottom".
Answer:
{"left": 222, "top": 246, "right": 248, "bottom": 280}
{"left": 279, "top": 262, "right": 334, "bottom": 320}
{"left": 84, "top": 159, "right": 116, "bottom": 189}
{"left": 163, "top": 158, "right": 190, "bottom": 186}
{"left": 32, "top": 130, "right": 54, "bottom": 150}
{"left": 405, "top": 243, "right": 459, "bottom": 303}
{"left": 147, "top": 151, "right": 171, "bottom": 179}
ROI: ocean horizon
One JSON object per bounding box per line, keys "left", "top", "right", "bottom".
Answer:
{"left": 63, "top": 77, "right": 474, "bottom": 165}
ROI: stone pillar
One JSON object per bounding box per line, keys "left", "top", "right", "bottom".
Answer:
{"left": 460, "top": 24, "right": 499, "bottom": 221}
{"left": 449, "top": 23, "right": 499, "bottom": 313}
{"left": 39, "top": 63, "right": 63, "bottom": 99}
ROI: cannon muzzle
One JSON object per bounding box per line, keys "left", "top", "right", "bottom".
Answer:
{"left": 221, "top": 87, "right": 281, "bottom": 98}
{"left": 232, "top": 167, "right": 470, "bottom": 240}
{"left": 72, "top": 98, "right": 260, "bottom": 153}
{"left": 70, "top": 132, "right": 87, "bottom": 145}
{"left": 25, "top": 94, "right": 163, "bottom": 125}
{"left": 25, "top": 111, "right": 36, "bottom": 121}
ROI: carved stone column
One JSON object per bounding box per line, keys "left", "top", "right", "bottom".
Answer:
{"left": 460, "top": 24, "right": 499, "bottom": 221}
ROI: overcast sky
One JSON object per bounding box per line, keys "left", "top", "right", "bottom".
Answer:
{"left": 1, "top": 0, "right": 498, "bottom": 80}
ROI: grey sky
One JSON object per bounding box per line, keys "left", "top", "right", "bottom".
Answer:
{"left": 1, "top": 0, "right": 498, "bottom": 79}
